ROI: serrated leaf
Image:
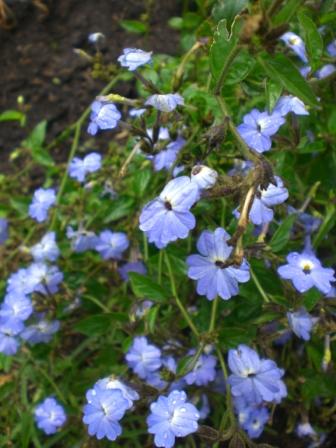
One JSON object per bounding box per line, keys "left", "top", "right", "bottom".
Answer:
{"left": 298, "top": 12, "right": 323, "bottom": 70}
{"left": 129, "top": 273, "right": 168, "bottom": 302}
{"left": 210, "top": 17, "right": 243, "bottom": 82}
{"left": 258, "top": 53, "right": 319, "bottom": 107}
{"left": 270, "top": 214, "right": 297, "bottom": 252}
{"left": 212, "top": 0, "right": 248, "bottom": 26}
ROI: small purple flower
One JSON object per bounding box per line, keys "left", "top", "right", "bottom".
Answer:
{"left": 315, "top": 64, "right": 336, "bottom": 79}
{"left": 28, "top": 263, "right": 63, "bottom": 295}
{"left": 66, "top": 226, "right": 98, "bottom": 252}
{"left": 139, "top": 176, "right": 199, "bottom": 249}
{"left": 29, "top": 188, "right": 56, "bottom": 223}
{"left": 118, "top": 48, "right": 152, "bottom": 71}
{"left": 187, "top": 228, "right": 250, "bottom": 301}
{"left": 146, "top": 356, "right": 177, "bottom": 390}
{"left": 147, "top": 390, "right": 199, "bottom": 448}
{"left": 145, "top": 94, "right": 184, "bottom": 112}
{"left": 277, "top": 251, "right": 335, "bottom": 294}
{"left": 152, "top": 137, "right": 185, "bottom": 172}
{"left": 6, "top": 268, "right": 37, "bottom": 295}
{"left": 95, "top": 377, "right": 139, "bottom": 408}
{"left": 34, "top": 397, "right": 66, "bottom": 435}
{"left": 0, "top": 293, "right": 32, "bottom": 332}
{"left": 129, "top": 107, "right": 146, "bottom": 118}
{"left": 297, "top": 421, "right": 316, "bottom": 438}
{"left": 0, "top": 218, "right": 8, "bottom": 244}
{"left": 126, "top": 336, "right": 162, "bottom": 379}
{"left": 228, "top": 344, "right": 287, "bottom": 404}
{"left": 191, "top": 165, "right": 218, "bottom": 190}
{"left": 237, "top": 109, "right": 285, "bottom": 153}
{"left": 87, "top": 100, "right": 121, "bottom": 136}
{"left": 327, "top": 40, "right": 336, "bottom": 57}
{"left": 247, "top": 177, "right": 288, "bottom": 226}
{"left": 0, "top": 325, "right": 20, "bottom": 355}
{"left": 31, "top": 232, "right": 60, "bottom": 262}
{"left": 118, "top": 261, "right": 147, "bottom": 281}
{"left": 287, "top": 206, "right": 321, "bottom": 234}
{"left": 184, "top": 353, "right": 217, "bottom": 386}
{"left": 287, "top": 307, "right": 314, "bottom": 341}
{"left": 69, "top": 152, "right": 102, "bottom": 183}
{"left": 83, "top": 383, "right": 129, "bottom": 441}
{"left": 21, "top": 314, "right": 60, "bottom": 345}
{"left": 300, "top": 65, "right": 311, "bottom": 78}
{"left": 280, "top": 32, "right": 308, "bottom": 63}
{"left": 273, "top": 95, "right": 309, "bottom": 116}
{"left": 95, "top": 230, "right": 129, "bottom": 260}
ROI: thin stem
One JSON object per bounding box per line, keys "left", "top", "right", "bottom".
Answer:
{"left": 266, "top": 0, "right": 284, "bottom": 18}
{"left": 119, "top": 142, "right": 142, "bottom": 177}
{"left": 173, "top": 41, "right": 203, "bottom": 91}
{"left": 299, "top": 181, "right": 320, "bottom": 213}
{"left": 214, "top": 46, "right": 241, "bottom": 95}
{"left": 250, "top": 267, "right": 270, "bottom": 303}
{"left": 164, "top": 252, "right": 199, "bottom": 338}
{"left": 216, "top": 347, "right": 235, "bottom": 425}
{"left": 209, "top": 296, "right": 219, "bottom": 333}
{"left": 143, "top": 232, "right": 149, "bottom": 262}
{"left": 158, "top": 250, "right": 163, "bottom": 285}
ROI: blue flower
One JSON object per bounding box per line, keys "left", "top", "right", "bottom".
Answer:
{"left": 277, "top": 251, "right": 335, "bottom": 294}
{"left": 0, "top": 218, "right": 8, "bottom": 245}
{"left": 234, "top": 397, "right": 269, "bottom": 439}
{"left": 34, "top": 397, "right": 66, "bottom": 435}
{"left": 28, "top": 263, "right": 63, "bottom": 295}
{"left": 274, "top": 95, "right": 309, "bottom": 116}
{"left": 296, "top": 421, "right": 316, "bottom": 438}
{"left": 0, "top": 325, "right": 20, "bottom": 355}
{"left": 83, "top": 383, "right": 129, "bottom": 441}
{"left": 287, "top": 206, "right": 321, "bottom": 234}
{"left": 183, "top": 353, "right": 217, "bottom": 386}
{"left": 126, "top": 336, "right": 162, "bottom": 379}
{"left": 29, "top": 188, "right": 56, "bottom": 223}
{"left": 95, "top": 230, "right": 129, "bottom": 260}
{"left": 147, "top": 390, "right": 199, "bottom": 448}
{"left": 287, "top": 307, "right": 314, "bottom": 341}
{"left": 21, "top": 314, "right": 60, "bottom": 345}
{"left": 118, "top": 261, "right": 147, "bottom": 281}
{"left": 152, "top": 137, "right": 186, "bottom": 172}
{"left": 327, "top": 39, "right": 336, "bottom": 57}
{"left": 191, "top": 165, "right": 218, "bottom": 190}
{"left": 187, "top": 228, "right": 250, "bottom": 301}
{"left": 237, "top": 109, "right": 285, "bottom": 153}
{"left": 94, "top": 377, "right": 140, "bottom": 408}
{"left": 240, "top": 176, "right": 288, "bottom": 226}
{"left": 139, "top": 176, "right": 199, "bottom": 249}
{"left": 6, "top": 268, "right": 37, "bottom": 295}
{"left": 118, "top": 48, "right": 152, "bottom": 71}
{"left": 66, "top": 226, "right": 98, "bottom": 252}
{"left": 280, "top": 32, "right": 308, "bottom": 63}
{"left": 228, "top": 344, "right": 287, "bottom": 404}
{"left": 69, "top": 152, "right": 102, "bottom": 182}
{"left": 88, "top": 32, "right": 105, "bottom": 44}
{"left": 129, "top": 107, "right": 146, "bottom": 118}
{"left": 31, "top": 232, "right": 60, "bottom": 262}
{"left": 0, "top": 292, "right": 32, "bottom": 332}
{"left": 316, "top": 64, "right": 336, "bottom": 79}
{"left": 145, "top": 94, "right": 184, "bottom": 112}
{"left": 87, "top": 100, "right": 121, "bottom": 136}
{"left": 146, "top": 356, "right": 177, "bottom": 390}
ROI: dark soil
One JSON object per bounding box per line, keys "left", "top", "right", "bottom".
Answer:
{"left": 0, "top": 0, "right": 181, "bottom": 169}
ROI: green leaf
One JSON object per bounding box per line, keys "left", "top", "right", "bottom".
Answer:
{"left": 212, "top": 0, "right": 248, "bottom": 26}
{"left": 103, "top": 197, "right": 135, "bottom": 223}
{"left": 75, "top": 313, "right": 116, "bottom": 336}
{"left": 270, "top": 214, "right": 297, "bottom": 252}
{"left": 120, "top": 20, "right": 148, "bottom": 34}
{"left": 258, "top": 53, "right": 319, "bottom": 107}
{"left": 0, "top": 109, "right": 25, "bottom": 123}
{"left": 225, "top": 49, "right": 255, "bottom": 85}
{"left": 303, "top": 288, "right": 321, "bottom": 311}
{"left": 210, "top": 17, "right": 243, "bottom": 83}
{"left": 313, "top": 204, "right": 335, "bottom": 248}
{"left": 168, "top": 17, "right": 183, "bottom": 30}
{"left": 265, "top": 79, "right": 283, "bottom": 112}
{"left": 129, "top": 273, "right": 169, "bottom": 302}
{"left": 219, "top": 325, "right": 257, "bottom": 347}
{"left": 30, "top": 147, "right": 55, "bottom": 167}
{"left": 272, "top": 0, "right": 305, "bottom": 25}
{"left": 298, "top": 12, "right": 323, "bottom": 70}
{"left": 24, "top": 120, "right": 47, "bottom": 149}
{"left": 133, "top": 169, "right": 152, "bottom": 196}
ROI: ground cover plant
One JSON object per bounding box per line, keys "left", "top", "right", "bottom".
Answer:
{"left": 0, "top": 0, "right": 336, "bottom": 446}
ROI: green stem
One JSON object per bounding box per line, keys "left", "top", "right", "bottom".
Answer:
{"left": 143, "top": 232, "right": 149, "bottom": 262}
{"left": 164, "top": 252, "right": 199, "bottom": 338}
{"left": 158, "top": 250, "right": 163, "bottom": 285}
{"left": 216, "top": 347, "right": 235, "bottom": 425}
{"left": 250, "top": 267, "right": 270, "bottom": 303}
{"left": 214, "top": 46, "right": 241, "bottom": 96}
{"left": 209, "top": 296, "right": 219, "bottom": 333}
